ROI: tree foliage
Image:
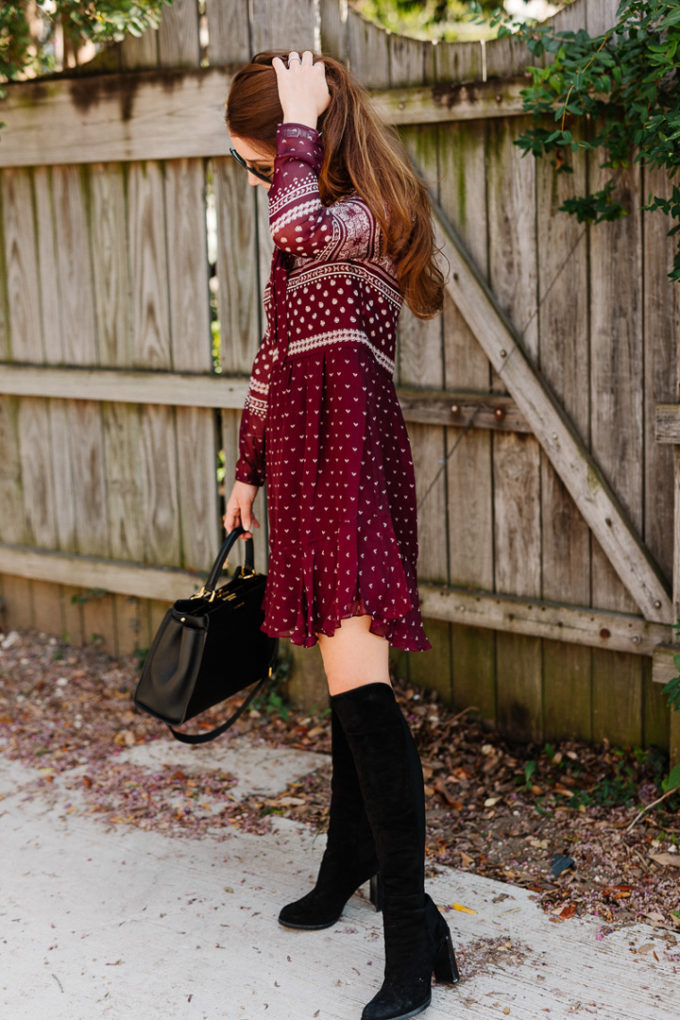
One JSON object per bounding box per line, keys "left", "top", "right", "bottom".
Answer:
{"left": 494, "top": 0, "right": 680, "bottom": 279}
{"left": 351, "top": 0, "right": 502, "bottom": 40}
{"left": 0, "top": 1, "right": 172, "bottom": 83}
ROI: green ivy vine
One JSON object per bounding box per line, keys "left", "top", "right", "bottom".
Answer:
{"left": 478, "top": 1, "right": 680, "bottom": 279}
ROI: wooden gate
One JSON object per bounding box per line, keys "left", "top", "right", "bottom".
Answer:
{"left": 0, "top": 0, "right": 678, "bottom": 757}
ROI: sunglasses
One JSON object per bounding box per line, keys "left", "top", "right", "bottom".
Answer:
{"left": 229, "top": 148, "right": 274, "bottom": 184}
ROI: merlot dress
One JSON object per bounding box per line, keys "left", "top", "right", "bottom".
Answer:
{"left": 235, "top": 122, "right": 431, "bottom": 652}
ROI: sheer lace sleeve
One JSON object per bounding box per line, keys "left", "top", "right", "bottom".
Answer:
{"left": 268, "top": 122, "right": 382, "bottom": 262}
{"left": 234, "top": 305, "right": 277, "bottom": 487}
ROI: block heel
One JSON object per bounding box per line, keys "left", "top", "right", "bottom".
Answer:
{"left": 369, "top": 872, "right": 383, "bottom": 912}
{"left": 432, "top": 924, "right": 460, "bottom": 985}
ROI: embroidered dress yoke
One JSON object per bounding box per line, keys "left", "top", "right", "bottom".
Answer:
{"left": 235, "top": 122, "right": 430, "bottom": 652}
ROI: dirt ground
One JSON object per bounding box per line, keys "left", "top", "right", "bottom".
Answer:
{"left": 1, "top": 628, "right": 679, "bottom": 946}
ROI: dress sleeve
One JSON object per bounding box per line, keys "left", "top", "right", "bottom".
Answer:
{"left": 234, "top": 304, "right": 276, "bottom": 487}
{"left": 268, "top": 122, "right": 382, "bottom": 262}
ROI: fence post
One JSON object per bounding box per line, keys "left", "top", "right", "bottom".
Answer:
{"left": 654, "top": 412, "right": 680, "bottom": 765}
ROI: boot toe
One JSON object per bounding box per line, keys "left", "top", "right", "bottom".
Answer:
{"left": 278, "top": 891, "right": 343, "bottom": 930}
{"left": 361, "top": 984, "right": 431, "bottom": 1020}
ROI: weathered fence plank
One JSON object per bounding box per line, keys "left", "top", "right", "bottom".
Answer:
{"left": 206, "top": 0, "right": 251, "bottom": 65}
{"left": 537, "top": 130, "right": 592, "bottom": 741}
{"left": 437, "top": 116, "right": 496, "bottom": 719}
{"left": 3, "top": 169, "right": 43, "bottom": 361}
{"left": 17, "top": 398, "right": 57, "bottom": 550}
{"left": 103, "top": 401, "right": 145, "bottom": 563}
{"left": 250, "top": 0, "right": 317, "bottom": 54}
{"left": 128, "top": 159, "right": 181, "bottom": 568}
{"left": 119, "top": 24, "right": 158, "bottom": 70}
{"left": 158, "top": 0, "right": 201, "bottom": 68}
{"left": 0, "top": 397, "right": 26, "bottom": 545}
{"left": 347, "top": 7, "right": 390, "bottom": 88}
{"left": 1, "top": 540, "right": 668, "bottom": 655}
{"left": 213, "top": 157, "right": 261, "bottom": 374}
{"left": 165, "top": 157, "right": 219, "bottom": 570}
{"left": 138, "top": 403, "right": 182, "bottom": 567}
{"left": 0, "top": 363, "right": 538, "bottom": 435}
{"left": 487, "top": 115, "right": 542, "bottom": 742}
{"left": 397, "top": 123, "right": 449, "bottom": 691}
{"left": 644, "top": 168, "right": 678, "bottom": 582}
{"left": 0, "top": 73, "right": 530, "bottom": 169}
{"left": 90, "top": 164, "right": 133, "bottom": 367}
{"left": 589, "top": 156, "right": 645, "bottom": 745}
{"left": 34, "top": 168, "right": 62, "bottom": 362}
{"left": 0, "top": 363, "right": 248, "bottom": 406}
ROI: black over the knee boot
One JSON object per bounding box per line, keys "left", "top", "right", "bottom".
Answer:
{"left": 332, "top": 682, "right": 459, "bottom": 1020}
{"left": 278, "top": 703, "right": 382, "bottom": 929}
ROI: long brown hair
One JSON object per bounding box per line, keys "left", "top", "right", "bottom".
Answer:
{"left": 226, "top": 51, "right": 444, "bottom": 319}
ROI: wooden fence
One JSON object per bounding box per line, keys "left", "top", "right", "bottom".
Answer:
{"left": 1, "top": 0, "right": 678, "bottom": 758}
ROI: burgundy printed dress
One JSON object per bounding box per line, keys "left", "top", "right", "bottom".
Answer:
{"left": 235, "top": 122, "right": 431, "bottom": 652}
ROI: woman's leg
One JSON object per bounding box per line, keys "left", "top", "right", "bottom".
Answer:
{"left": 277, "top": 617, "right": 386, "bottom": 929}
{"left": 320, "top": 617, "right": 459, "bottom": 1020}
{"left": 316, "top": 615, "right": 391, "bottom": 694}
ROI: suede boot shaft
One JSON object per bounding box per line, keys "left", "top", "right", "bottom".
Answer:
{"left": 278, "top": 702, "right": 379, "bottom": 930}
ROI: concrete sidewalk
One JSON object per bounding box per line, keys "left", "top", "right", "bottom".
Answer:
{"left": 1, "top": 736, "right": 677, "bottom": 1020}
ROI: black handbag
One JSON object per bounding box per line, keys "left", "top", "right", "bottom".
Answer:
{"left": 133, "top": 527, "right": 278, "bottom": 744}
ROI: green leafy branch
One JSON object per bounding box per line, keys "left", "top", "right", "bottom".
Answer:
{"left": 0, "top": 1, "right": 173, "bottom": 85}
{"left": 481, "top": 0, "right": 680, "bottom": 280}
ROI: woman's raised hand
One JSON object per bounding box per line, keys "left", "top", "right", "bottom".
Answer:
{"left": 272, "top": 49, "right": 330, "bottom": 130}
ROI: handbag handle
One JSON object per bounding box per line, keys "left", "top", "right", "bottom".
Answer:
{"left": 199, "top": 526, "right": 255, "bottom": 598}
{"left": 167, "top": 671, "right": 271, "bottom": 744}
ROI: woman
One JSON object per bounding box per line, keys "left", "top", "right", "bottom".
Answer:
{"left": 224, "top": 49, "right": 460, "bottom": 1020}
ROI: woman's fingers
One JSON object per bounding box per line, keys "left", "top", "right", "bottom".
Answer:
{"left": 272, "top": 50, "right": 330, "bottom": 123}
{"left": 224, "top": 482, "right": 260, "bottom": 540}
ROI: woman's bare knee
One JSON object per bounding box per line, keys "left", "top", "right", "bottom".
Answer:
{"left": 317, "top": 615, "right": 391, "bottom": 695}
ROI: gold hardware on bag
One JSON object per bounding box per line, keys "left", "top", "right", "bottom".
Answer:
{"left": 180, "top": 617, "right": 186, "bottom": 622}
{"left": 240, "top": 566, "right": 256, "bottom": 579}
{"left": 191, "top": 586, "right": 216, "bottom": 602}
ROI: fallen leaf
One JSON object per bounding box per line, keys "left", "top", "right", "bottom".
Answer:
{"left": 451, "top": 903, "right": 477, "bottom": 914}
{"left": 650, "top": 853, "right": 680, "bottom": 868}
{"left": 602, "top": 884, "right": 633, "bottom": 899}
{"left": 560, "top": 903, "right": 576, "bottom": 919}
{"left": 434, "top": 780, "right": 463, "bottom": 809}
